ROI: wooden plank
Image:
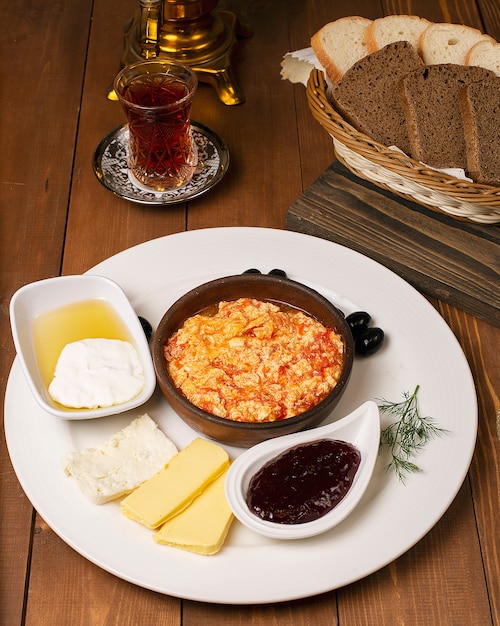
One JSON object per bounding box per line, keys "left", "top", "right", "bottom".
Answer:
{"left": 475, "top": 0, "right": 500, "bottom": 39}
{"left": 183, "top": 595, "right": 339, "bottom": 625}
{"left": 286, "top": 161, "right": 500, "bottom": 326}
{"left": 186, "top": 0, "right": 306, "bottom": 231}
{"left": 0, "top": 0, "right": 94, "bottom": 624}
{"left": 439, "top": 304, "right": 500, "bottom": 625}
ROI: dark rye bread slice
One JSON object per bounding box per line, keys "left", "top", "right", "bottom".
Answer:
{"left": 330, "top": 41, "right": 424, "bottom": 154}
{"left": 399, "top": 64, "right": 496, "bottom": 169}
{"left": 458, "top": 76, "right": 500, "bottom": 184}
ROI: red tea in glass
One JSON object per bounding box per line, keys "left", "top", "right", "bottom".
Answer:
{"left": 114, "top": 60, "right": 198, "bottom": 191}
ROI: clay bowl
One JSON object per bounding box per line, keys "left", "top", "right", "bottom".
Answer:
{"left": 152, "top": 273, "right": 354, "bottom": 448}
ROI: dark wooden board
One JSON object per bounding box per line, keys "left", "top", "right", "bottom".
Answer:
{"left": 286, "top": 161, "right": 500, "bottom": 326}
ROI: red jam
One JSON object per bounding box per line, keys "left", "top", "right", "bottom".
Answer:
{"left": 246, "top": 439, "right": 361, "bottom": 524}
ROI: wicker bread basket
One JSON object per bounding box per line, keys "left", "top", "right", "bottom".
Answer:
{"left": 306, "top": 68, "right": 500, "bottom": 224}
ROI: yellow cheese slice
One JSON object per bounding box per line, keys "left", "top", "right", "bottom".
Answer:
{"left": 120, "top": 437, "right": 229, "bottom": 529}
{"left": 154, "top": 469, "right": 234, "bottom": 555}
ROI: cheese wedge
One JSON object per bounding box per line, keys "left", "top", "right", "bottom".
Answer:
{"left": 154, "top": 469, "right": 234, "bottom": 555}
{"left": 63, "top": 414, "right": 178, "bottom": 504}
{"left": 120, "top": 438, "right": 229, "bottom": 529}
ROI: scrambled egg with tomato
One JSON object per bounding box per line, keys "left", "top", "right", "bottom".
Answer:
{"left": 165, "top": 298, "right": 344, "bottom": 422}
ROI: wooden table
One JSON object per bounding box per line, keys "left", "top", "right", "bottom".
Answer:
{"left": 1, "top": 0, "right": 499, "bottom": 623}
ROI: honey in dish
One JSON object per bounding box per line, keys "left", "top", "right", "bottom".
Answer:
{"left": 33, "top": 298, "right": 133, "bottom": 389}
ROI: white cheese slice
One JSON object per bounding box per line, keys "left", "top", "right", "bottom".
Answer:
{"left": 48, "top": 338, "right": 145, "bottom": 409}
{"left": 63, "top": 414, "right": 178, "bottom": 504}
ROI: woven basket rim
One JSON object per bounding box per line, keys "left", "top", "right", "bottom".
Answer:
{"left": 306, "top": 68, "right": 500, "bottom": 206}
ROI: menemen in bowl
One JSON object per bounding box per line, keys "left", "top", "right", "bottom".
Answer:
{"left": 164, "top": 296, "right": 345, "bottom": 423}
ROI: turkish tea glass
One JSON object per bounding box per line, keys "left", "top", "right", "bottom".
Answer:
{"left": 114, "top": 60, "right": 198, "bottom": 191}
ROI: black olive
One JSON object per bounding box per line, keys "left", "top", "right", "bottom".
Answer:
{"left": 243, "top": 268, "right": 261, "bottom": 274}
{"left": 138, "top": 316, "right": 153, "bottom": 342}
{"left": 268, "top": 269, "right": 287, "bottom": 277}
{"left": 345, "top": 311, "right": 371, "bottom": 338}
{"left": 355, "top": 327, "right": 385, "bottom": 356}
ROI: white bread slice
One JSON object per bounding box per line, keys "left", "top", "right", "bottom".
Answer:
{"left": 419, "top": 22, "right": 494, "bottom": 65}
{"left": 366, "top": 15, "right": 431, "bottom": 53}
{"left": 466, "top": 39, "right": 500, "bottom": 76}
{"left": 311, "top": 16, "right": 372, "bottom": 83}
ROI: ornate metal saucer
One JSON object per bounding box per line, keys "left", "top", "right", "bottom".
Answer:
{"left": 92, "top": 121, "right": 229, "bottom": 205}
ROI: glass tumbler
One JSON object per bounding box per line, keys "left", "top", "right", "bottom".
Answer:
{"left": 114, "top": 60, "right": 198, "bottom": 191}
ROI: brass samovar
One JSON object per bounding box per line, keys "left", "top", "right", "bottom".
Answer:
{"left": 113, "top": 0, "right": 250, "bottom": 105}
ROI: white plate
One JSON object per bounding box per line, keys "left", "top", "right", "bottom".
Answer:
{"left": 5, "top": 227, "right": 477, "bottom": 604}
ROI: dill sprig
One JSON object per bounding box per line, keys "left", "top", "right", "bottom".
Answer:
{"left": 378, "top": 385, "right": 448, "bottom": 483}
